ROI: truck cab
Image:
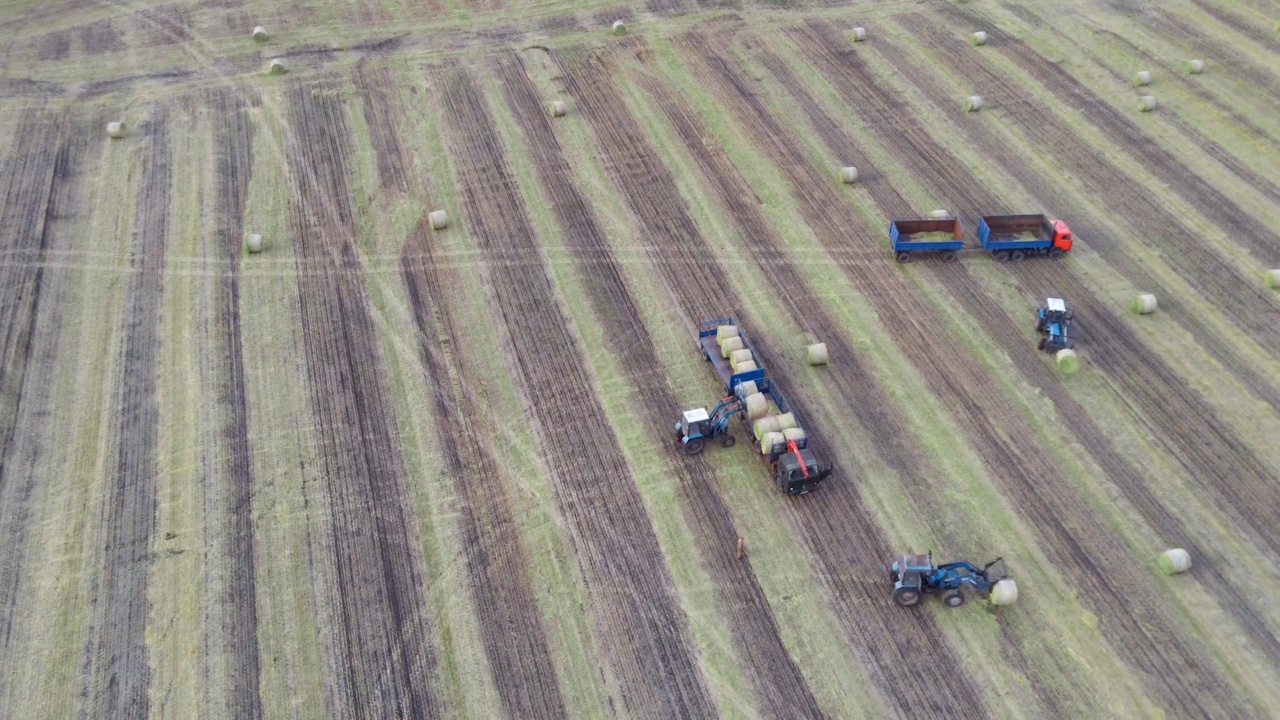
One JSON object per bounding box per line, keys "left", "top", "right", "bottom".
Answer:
{"left": 1051, "top": 220, "right": 1073, "bottom": 252}
{"left": 774, "top": 447, "right": 827, "bottom": 495}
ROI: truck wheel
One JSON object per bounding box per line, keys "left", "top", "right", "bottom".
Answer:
{"left": 1049, "top": 248, "right": 1064, "bottom": 259}
{"left": 684, "top": 438, "right": 705, "bottom": 456}
{"left": 895, "top": 251, "right": 912, "bottom": 264}
{"left": 942, "top": 251, "right": 958, "bottom": 263}
{"left": 892, "top": 587, "right": 921, "bottom": 607}
{"left": 720, "top": 434, "right": 736, "bottom": 448}
{"left": 1010, "top": 250, "right": 1026, "bottom": 262}
{"left": 942, "top": 590, "right": 966, "bottom": 608}
{"left": 994, "top": 251, "right": 1010, "bottom": 262}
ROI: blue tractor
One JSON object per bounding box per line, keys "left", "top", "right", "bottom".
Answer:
{"left": 675, "top": 396, "right": 743, "bottom": 455}
{"left": 1035, "top": 297, "right": 1074, "bottom": 352}
{"left": 888, "top": 552, "right": 1007, "bottom": 608}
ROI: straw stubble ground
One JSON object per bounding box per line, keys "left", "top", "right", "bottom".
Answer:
{"left": 0, "top": 0, "right": 1278, "bottom": 718}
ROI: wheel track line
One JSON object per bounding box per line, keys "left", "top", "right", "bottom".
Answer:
{"left": 705, "top": 26, "right": 1258, "bottom": 718}
{"left": 204, "top": 87, "right": 264, "bottom": 720}
{"left": 399, "top": 224, "right": 570, "bottom": 719}
{"left": 434, "top": 64, "right": 717, "bottom": 720}
{"left": 557, "top": 44, "right": 993, "bottom": 719}
{"left": 283, "top": 82, "right": 444, "bottom": 720}
{"left": 77, "top": 107, "right": 170, "bottom": 720}
{"left": 496, "top": 52, "right": 825, "bottom": 720}
{"left": 874, "top": 14, "right": 1280, "bottom": 408}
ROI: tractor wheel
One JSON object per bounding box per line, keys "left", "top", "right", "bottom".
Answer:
{"left": 1035, "top": 317, "right": 1045, "bottom": 332}
{"left": 887, "top": 564, "right": 900, "bottom": 583}
{"left": 994, "top": 251, "right": 1010, "bottom": 262}
{"left": 896, "top": 251, "right": 912, "bottom": 264}
{"left": 684, "top": 438, "right": 705, "bottom": 456}
{"left": 942, "top": 251, "right": 958, "bottom": 263}
{"left": 720, "top": 434, "right": 736, "bottom": 448}
{"left": 1011, "top": 250, "right": 1026, "bottom": 262}
{"left": 892, "top": 587, "right": 922, "bottom": 607}
{"left": 1037, "top": 337, "right": 1047, "bottom": 352}
{"left": 942, "top": 590, "right": 966, "bottom": 608}
{"left": 1049, "top": 248, "right": 1064, "bottom": 260}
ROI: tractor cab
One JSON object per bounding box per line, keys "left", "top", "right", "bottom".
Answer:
{"left": 1051, "top": 220, "right": 1073, "bottom": 252}
{"left": 774, "top": 445, "right": 830, "bottom": 495}
{"left": 676, "top": 407, "right": 711, "bottom": 447}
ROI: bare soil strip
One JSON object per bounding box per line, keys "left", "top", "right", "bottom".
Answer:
{"left": 78, "top": 108, "right": 171, "bottom": 720}
{"left": 399, "top": 222, "right": 570, "bottom": 719}
{"left": 557, "top": 44, "right": 993, "bottom": 719}
{"left": 1190, "top": 0, "right": 1280, "bottom": 48}
{"left": 435, "top": 64, "right": 718, "bottom": 720}
{"left": 704, "top": 26, "right": 1259, "bottom": 718}
{"left": 354, "top": 64, "right": 410, "bottom": 194}
{"left": 893, "top": 12, "right": 1280, "bottom": 401}
{"left": 205, "top": 88, "right": 264, "bottom": 720}
{"left": 496, "top": 52, "right": 825, "bottom": 720}
{"left": 1140, "top": 6, "right": 1280, "bottom": 101}
{"left": 850, "top": 25, "right": 1280, "bottom": 662}
{"left": 284, "top": 82, "right": 444, "bottom": 719}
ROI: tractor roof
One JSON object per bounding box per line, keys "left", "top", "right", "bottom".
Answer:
{"left": 1046, "top": 298, "right": 1066, "bottom": 312}
{"left": 900, "top": 553, "right": 933, "bottom": 572}
{"left": 682, "top": 408, "right": 709, "bottom": 424}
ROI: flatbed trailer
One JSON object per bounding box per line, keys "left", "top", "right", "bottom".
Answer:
{"left": 978, "top": 214, "right": 1073, "bottom": 261}
{"left": 889, "top": 218, "right": 964, "bottom": 263}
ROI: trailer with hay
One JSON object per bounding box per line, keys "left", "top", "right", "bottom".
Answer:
{"left": 889, "top": 552, "right": 1018, "bottom": 607}
{"left": 978, "top": 213, "right": 1073, "bottom": 261}
{"left": 674, "top": 317, "right": 832, "bottom": 495}
{"left": 888, "top": 217, "right": 964, "bottom": 263}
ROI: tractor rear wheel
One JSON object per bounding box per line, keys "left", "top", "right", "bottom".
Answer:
{"left": 892, "top": 587, "right": 922, "bottom": 607}
{"left": 684, "top": 438, "right": 705, "bottom": 456}
{"left": 896, "top": 251, "right": 912, "bottom": 263}
{"left": 1037, "top": 337, "right": 1047, "bottom": 352}
{"left": 720, "top": 434, "right": 736, "bottom": 448}
{"left": 942, "top": 590, "right": 966, "bottom": 608}
{"left": 994, "top": 251, "right": 1010, "bottom": 262}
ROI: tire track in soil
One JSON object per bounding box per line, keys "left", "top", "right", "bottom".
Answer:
{"left": 77, "top": 109, "right": 170, "bottom": 720}
{"left": 283, "top": 82, "right": 443, "bottom": 720}
{"left": 0, "top": 114, "right": 85, "bottom": 670}
{"left": 892, "top": 11, "right": 1280, "bottom": 403}
{"left": 434, "top": 65, "right": 716, "bottom": 720}
{"left": 705, "top": 26, "right": 1260, "bottom": 718}
{"left": 849, "top": 24, "right": 1280, "bottom": 661}
{"left": 353, "top": 63, "right": 409, "bottom": 194}
{"left": 496, "top": 53, "right": 824, "bottom": 720}
{"left": 205, "top": 88, "right": 264, "bottom": 720}
{"left": 399, "top": 223, "right": 569, "bottom": 719}
{"left": 555, "top": 45, "right": 994, "bottom": 720}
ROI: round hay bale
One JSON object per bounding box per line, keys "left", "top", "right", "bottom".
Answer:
{"left": 930, "top": 209, "right": 952, "bottom": 219}
{"left": 989, "top": 579, "right": 1018, "bottom": 605}
{"left": 730, "top": 348, "right": 754, "bottom": 368}
{"left": 549, "top": 100, "right": 567, "bottom": 117}
{"left": 851, "top": 27, "right": 867, "bottom": 42}
{"left": 1133, "top": 70, "right": 1152, "bottom": 86}
{"left": 612, "top": 20, "right": 627, "bottom": 35}
{"left": 971, "top": 31, "right": 988, "bottom": 46}
{"left": 1132, "top": 293, "right": 1157, "bottom": 314}
{"left": 717, "top": 325, "right": 739, "bottom": 340}
{"left": 775, "top": 412, "right": 797, "bottom": 431}
{"left": 429, "top": 210, "right": 449, "bottom": 230}
{"left": 1263, "top": 269, "right": 1280, "bottom": 288}
{"left": 735, "top": 380, "right": 758, "bottom": 399}
{"left": 720, "top": 335, "right": 744, "bottom": 358}
{"left": 252, "top": 25, "right": 269, "bottom": 42}
{"left": 840, "top": 166, "right": 858, "bottom": 184}
{"left": 760, "top": 431, "right": 786, "bottom": 455}
{"left": 1158, "top": 548, "right": 1192, "bottom": 575}
{"left": 268, "top": 59, "right": 287, "bottom": 75}
{"left": 106, "top": 121, "right": 127, "bottom": 139}
{"left": 245, "top": 233, "right": 264, "bottom": 253}
{"left": 1186, "top": 59, "right": 1205, "bottom": 74}
{"left": 1137, "top": 95, "right": 1157, "bottom": 112}
{"left": 734, "top": 359, "right": 758, "bottom": 374}
{"left": 964, "top": 95, "right": 983, "bottom": 112}
{"left": 782, "top": 427, "right": 806, "bottom": 443}
{"left": 1055, "top": 348, "right": 1079, "bottom": 375}
{"left": 806, "top": 343, "right": 828, "bottom": 365}
{"left": 753, "top": 415, "right": 781, "bottom": 440}
{"left": 744, "top": 392, "right": 768, "bottom": 420}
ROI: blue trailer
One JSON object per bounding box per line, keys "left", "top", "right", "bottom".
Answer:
{"left": 977, "top": 214, "right": 1074, "bottom": 262}
{"left": 889, "top": 218, "right": 964, "bottom": 263}
{"left": 674, "top": 317, "right": 832, "bottom": 495}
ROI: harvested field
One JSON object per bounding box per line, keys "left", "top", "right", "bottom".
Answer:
{"left": 1, "top": 0, "right": 1278, "bottom": 718}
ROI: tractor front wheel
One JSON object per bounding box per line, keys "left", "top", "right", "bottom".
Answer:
{"left": 942, "top": 590, "right": 966, "bottom": 608}
{"left": 684, "top": 438, "right": 706, "bottom": 456}
{"left": 720, "top": 434, "right": 736, "bottom": 448}
{"left": 892, "top": 587, "right": 922, "bottom": 607}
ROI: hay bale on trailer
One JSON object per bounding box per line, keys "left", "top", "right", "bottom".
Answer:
{"left": 753, "top": 415, "right": 781, "bottom": 440}
{"left": 720, "top": 335, "right": 744, "bottom": 358}
{"left": 744, "top": 392, "right": 768, "bottom": 420}
{"left": 760, "top": 431, "right": 786, "bottom": 455}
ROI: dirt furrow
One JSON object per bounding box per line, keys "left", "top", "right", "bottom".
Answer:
{"left": 1190, "top": 0, "right": 1280, "bottom": 48}
{"left": 696, "top": 26, "right": 1260, "bottom": 718}
{"left": 435, "top": 64, "right": 716, "bottom": 720}
{"left": 354, "top": 64, "right": 410, "bottom": 194}
{"left": 205, "top": 88, "right": 264, "bottom": 720}
{"left": 284, "top": 82, "right": 443, "bottom": 720}
{"left": 399, "top": 224, "right": 569, "bottom": 719}
{"left": 1139, "top": 6, "right": 1280, "bottom": 101}
{"left": 78, "top": 109, "right": 170, "bottom": 720}
{"left": 556, "top": 44, "right": 995, "bottom": 719}
{"left": 496, "top": 52, "right": 824, "bottom": 720}
{"left": 884, "top": 13, "right": 1280, "bottom": 402}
